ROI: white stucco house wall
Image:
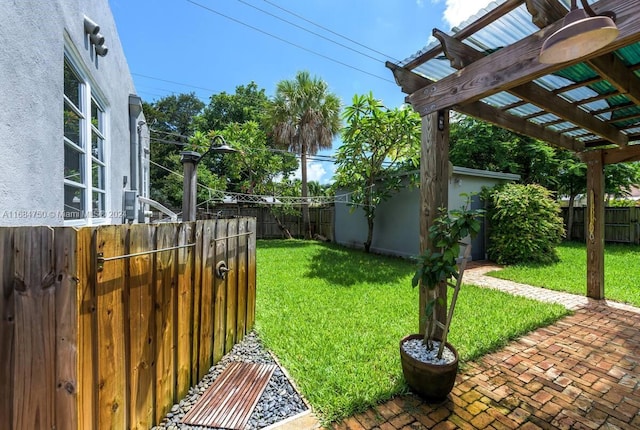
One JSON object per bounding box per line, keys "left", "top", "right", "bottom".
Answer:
{"left": 335, "top": 166, "right": 520, "bottom": 260}
{"left": 0, "top": 0, "right": 149, "bottom": 226}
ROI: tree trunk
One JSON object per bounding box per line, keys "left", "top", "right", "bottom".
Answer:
{"left": 364, "top": 215, "right": 374, "bottom": 253}
{"left": 272, "top": 211, "right": 293, "bottom": 239}
{"left": 301, "top": 144, "right": 311, "bottom": 239}
{"left": 567, "top": 194, "right": 576, "bottom": 240}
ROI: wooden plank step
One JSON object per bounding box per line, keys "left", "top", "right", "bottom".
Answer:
{"left": 181, "top": 362, "right": 276, "bottom": 429}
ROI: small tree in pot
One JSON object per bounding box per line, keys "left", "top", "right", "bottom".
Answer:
{"left": 400, "top": 199, "right": 483, "bottom": 400}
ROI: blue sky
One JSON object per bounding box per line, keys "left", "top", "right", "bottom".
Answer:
{"left": 109, "top": 0, "right": 493, "bottom": 184}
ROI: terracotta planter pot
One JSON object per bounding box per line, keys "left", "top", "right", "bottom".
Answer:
{"left": 399, "top": 334, "right": 459, "bottom": 401}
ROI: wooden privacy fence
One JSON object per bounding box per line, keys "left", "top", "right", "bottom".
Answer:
{"left": 562, "top": 207, "right": 640, "bottom": 244}
{"left": 200, "top": 205, "right": 335, "bottom": 240}
{"left": 0, "top": 217, "right": 256, "bottom": 430}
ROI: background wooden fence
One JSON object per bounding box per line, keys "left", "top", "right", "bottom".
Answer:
{"left": 561, "top": 206, "right": 640, "bottom": 244}
{"left": 0, "top": 217, "right": 256, "bottom": 430}
{"left": 198, "top": 205, "right": 334, "bottom": 240}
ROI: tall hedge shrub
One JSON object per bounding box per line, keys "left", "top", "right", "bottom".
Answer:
{"left": 485, "top": 183, "right": 565, "bottom": 264}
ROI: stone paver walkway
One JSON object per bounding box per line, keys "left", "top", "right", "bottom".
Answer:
{"left": 331, "top": 262, "right": 640, "bottom": 430}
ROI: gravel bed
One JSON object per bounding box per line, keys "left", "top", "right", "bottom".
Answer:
{"left": 152, "top": 331, "right": 308, "bottom": 430}
{"left": 402, "top": 339, "right": 456, "bottom": 365}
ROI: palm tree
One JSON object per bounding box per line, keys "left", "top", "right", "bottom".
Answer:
{"left": 268, "top": 71, "right": 341, "bottom": 238}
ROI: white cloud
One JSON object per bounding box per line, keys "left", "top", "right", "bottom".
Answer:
{"left": 442, "top": 0, "right": 494, "bottom": 29}
{"left": 290, "top": 162, "right": 328, "bottom": 184}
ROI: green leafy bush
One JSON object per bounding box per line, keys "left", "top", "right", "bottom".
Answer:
{"left": 607, "top": 199, "right": 639, "bottom": 207}
{"left": 485, "top": 183, "right": 565, "bottom": 264}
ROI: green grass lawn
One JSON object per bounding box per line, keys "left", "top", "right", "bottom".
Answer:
{"left": 488, "top": 241, "right": 640, "bottom": 307}
{"left": 254, "top": 240, "right": 569, "bottom": 424}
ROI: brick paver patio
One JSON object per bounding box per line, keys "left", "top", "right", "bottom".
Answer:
{"left": 331, "top": 264, "right": 640, "bottom": 430}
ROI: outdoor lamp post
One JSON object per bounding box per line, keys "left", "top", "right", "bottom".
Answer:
{"left": 180, "top": 135, "right": 238, "bottom": 222}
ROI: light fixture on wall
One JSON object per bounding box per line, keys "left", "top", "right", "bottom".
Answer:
{"left": 83, "top": 16, "right": 109, "bottom": 57}
{"left": 539, "top": 0, "right": 618, "bottom": 64}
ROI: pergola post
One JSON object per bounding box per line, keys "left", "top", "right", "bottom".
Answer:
{"left": 584, "top": 150, "right": 605, "bottom": 299}
{"left": 419, "top": 109, "right": 449, "bottom": 334}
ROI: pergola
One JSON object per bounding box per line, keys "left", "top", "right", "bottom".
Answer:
{"left": 386, "top": 0, "right": 640, "bottom": 326}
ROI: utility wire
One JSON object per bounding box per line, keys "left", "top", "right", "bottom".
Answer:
{"left": 148, "top": 130, "right": 396, "bottom": 166}
{"left": 150, "top": 128, "right": 191, "bottom": 140}
{"left": 185, "top": 0, "right": 395, "bottom": 84}
{"left": 146, "top": 157, "right": 361, "bottom": 206}
{"left": 132, "top": 1, "right": 402, "bottom": 102}
{"left": 261, "top": 0, "right": 402, "bottom": 63}
{"left": 149, "top": 137, "right": 343, "bottom": 164}
{"left": 236, "top": 0, "right": 384, "bottom": 63}
{"left": 133, "top": 72, "right": 219, "bottom": 93}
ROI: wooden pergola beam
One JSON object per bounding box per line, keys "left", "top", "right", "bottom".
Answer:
{"left": 407, "top": 0, "right": 640, "bottom": 124}
{"left": 602, "top": 144, "right": 640, "bottom": 164}
{"left": 403, "top": 0, "right": 525, "bottom": 70}
{"left": 589, "top": 53, "right": 640, "bottom": 111}
{"left": 525, "top": 0, "right": 567, "bottom": 28}
{"left": 459, "top": 100, "right": 584, "bottom": 151}
{"left": 386, "top": 61, "right": 584, "bottom": 151}
{"left": 433, "top": 30, "right": 622, "bottom": 147}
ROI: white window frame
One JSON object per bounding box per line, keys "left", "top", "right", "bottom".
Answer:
{"left": 63, "top": 49, "right": 110, "bottom": 227}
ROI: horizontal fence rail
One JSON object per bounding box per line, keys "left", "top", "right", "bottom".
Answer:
{"left": 0, "top": 218, "right": 256, "bottom": 430}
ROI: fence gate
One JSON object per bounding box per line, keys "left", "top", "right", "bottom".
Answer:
{"left": 0, "top": 218, "right": 256, "bottom": 430}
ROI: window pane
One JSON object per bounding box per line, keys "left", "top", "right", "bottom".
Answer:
{"left": 92, "top": 191, "right": 105, "bottom": 218}
{"left": 91, "top": 99, "right": 103, "bottom": 133}
{"left": 92, "top": 163, "right": 105, "bottom": 189}
{"left": 64, "top": 102, "right": 82, "bottom": 145}
{"left": 64, "top": 144, "right": 84, "bottom": 183}
{"left": 64, "top": 60, "right": 81, "bottom": 108}
{"left": 91, "top": 132, "right": 103, "bottom": 160}
{"left": 64, "top": 184, "right": 84, "bottom": 220}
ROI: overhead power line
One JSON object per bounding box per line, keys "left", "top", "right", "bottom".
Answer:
{"left": 260, "top": 0, "right": 402, "bottom": 63}
{"left": 235, "top": 0, "right": 384, "bottom": 63}
{"left": 185, "top": 0, "right": 395, "bottom": 84}
{"left": 133, "top": 72, "right": 219, "bottom": 93}
{"left": 146, "top": 157, "right": 361, "bottom": 207}
{"left": 148, "top": 129, "right": 395, "bottom": 166}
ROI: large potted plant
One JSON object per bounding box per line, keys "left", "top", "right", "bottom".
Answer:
{"left": 400, "top": 200, "right": 483, "bottom": 400}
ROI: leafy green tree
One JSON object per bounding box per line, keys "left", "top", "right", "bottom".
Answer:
{"left": 334, "top": 93, "right": 421, "bottom": 252}
{"left": 209, "top": 121, "right": 298, "bottom": 195}
{"left": 450, "top": 114, "right": 518, "bottom": 173}
{"left": 450, "top": 115, "right": 559, "bottom": 189}
{"left": 197, "top": 82, "right": 269, "bottom": 131}
{"left": 307, "top": 181, "right": 334, "bottom": 198}
{"left": 146, "top": 92, "right": 205, "bottom": 136}
{"left": 144, "top": 93, "right": 205, "bottom": 208}
{"left": 605, "top": 162, "right": 640, "bottom": 198}
{"left": 268, "top": 71, "right": 341, "bottom": 239}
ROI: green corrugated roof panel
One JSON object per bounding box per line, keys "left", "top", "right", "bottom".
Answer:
{"left": 614, "top": 43, "right": 640, "bottom": 67}
{"left": 553, "top": 63, "right": 597, "bottom": 83}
